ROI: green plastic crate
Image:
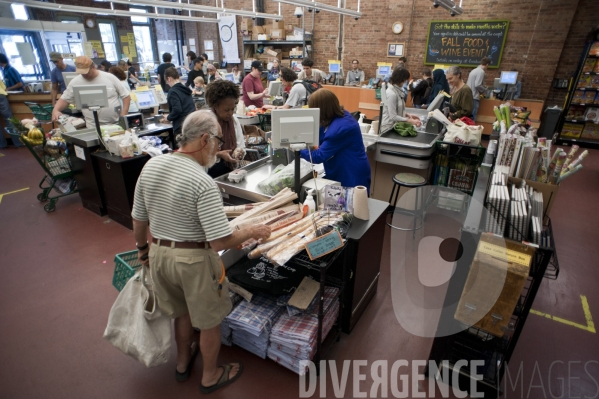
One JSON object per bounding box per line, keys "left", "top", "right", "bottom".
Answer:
{"left": 112, "top": 250, "right": 142, "bottom": 291}
{"left": 24, "top": 102, "right": 54, "bottom": 122}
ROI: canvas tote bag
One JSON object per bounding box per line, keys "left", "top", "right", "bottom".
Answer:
{"left": 103, "top": 264, "right": 172, "bottom": 367}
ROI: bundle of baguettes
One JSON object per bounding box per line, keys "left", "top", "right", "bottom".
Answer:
{"left": 224, "top": 202, "right": 267, "bottom": 218}
{"left": 229, "top": 188, "right": 298, "bottom": 230}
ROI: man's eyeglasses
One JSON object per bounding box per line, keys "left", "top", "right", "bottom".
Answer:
{"left": 211, "top": 134, "right": 225, "bottom": 148}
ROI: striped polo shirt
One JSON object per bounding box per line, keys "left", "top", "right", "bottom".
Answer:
{"left": 132, "top": 152, "right": 232, "bottom": 242}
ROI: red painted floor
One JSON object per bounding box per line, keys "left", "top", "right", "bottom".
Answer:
{"left": 0, "top": 145, "right": 598, "bottom": 399}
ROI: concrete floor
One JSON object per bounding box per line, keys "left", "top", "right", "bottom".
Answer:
{"left": 0, "top": 145, "right": 598, "bottom": 399}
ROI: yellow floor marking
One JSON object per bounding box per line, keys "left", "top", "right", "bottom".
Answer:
{"left": 0, "top": 187, "right": 29, "bottom": 205}
{"left": 531, "top": 295, "right": 596, "bottom": 333}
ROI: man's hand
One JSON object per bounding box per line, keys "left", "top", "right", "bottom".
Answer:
{"left": 251, "top": 225, "right": 272, "bottom": 241}
{"left": 52, "top": 110, "right": 62, "bottom": 122}
{"left": 263, "top": 88, "right": 270, "bottom": 96}
{"left": 217, "top": 149, "right": 237, "bottom": 163}
{"left": 232, "top": 148, "right": 244, "bottom": 160}
{"left": 138, "top": 246, "right": 150, "bottom": 267}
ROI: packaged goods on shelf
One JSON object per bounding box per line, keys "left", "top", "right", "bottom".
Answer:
{"left": 583, "top": 58, "right": 597, "bottom": 73}
{"left": 581, "top": 123, "right": 599, "bottom": 141}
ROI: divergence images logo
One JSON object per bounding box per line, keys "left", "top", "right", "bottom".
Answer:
{"left": 389, "top": 185, "right": 508, "bottom": 338}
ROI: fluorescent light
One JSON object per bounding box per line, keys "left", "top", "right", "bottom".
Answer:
{"left": 273, "top": 0, "right": 362, "bottom": 18}
{"left": 97, "top": 0, "right": 282, "bottom": 20}
{"left": 1, "top": 0, "right": 220, "bottom": 22}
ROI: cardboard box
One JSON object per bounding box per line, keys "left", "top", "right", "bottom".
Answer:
{"left": 257, "top": 34, "right": 270, "bottom": 41}
{"left": 455, "top": 233, "right": 533, "bottom": 337}
{"left": 286, "top": 24, "right": 294, "bottom": 33}
{"left": 282, "top": 52, "right": 290, "bottom": 58}
{"left": 263, "top": 27, "right": 271, "bottom": 35}
{"left": 271, "top": 29, "right": 283, "bottom": 39}
{"left": 507, "top": 176, "right": 559, "bottom": 224}
{"left": 244, "top": 60, "right": 254, "bottom": 69}
{"left": 254, "top": 26, "right": 265, "bottom": 34}
{"left": 272, "top": 20, "right": 285, "bottom": 30}
{"left": 265, "top": 48, "right": 279, "bottom": 57}
{"left": 286, "top": 35, "right": 303, "bottom": 41}
{"left": 240, "top": 19, "right": 253, "bottom": 31}
{"left": 281, "top": 59, "right": 291, "bottom": 67}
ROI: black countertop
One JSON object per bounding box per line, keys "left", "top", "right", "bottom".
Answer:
{"left": 346, "top": 198, "right": 388, "bottom": 241}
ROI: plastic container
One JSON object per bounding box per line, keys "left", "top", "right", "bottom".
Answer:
{"left": 112, "top": 250, "right": 141, "bottom": 291}
{"left": 302, "top": 189, "right": 316, "bottom": 215}
{"left": 227, "top": 169, "right": 248, "bottom": 183}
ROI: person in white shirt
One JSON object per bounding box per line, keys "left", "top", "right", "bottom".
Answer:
{"left": 466, "top": 57, "right": 490, "bottom": 121}
{"left": 52, "top": 56, "right": 130, "bottom": 128}
{"left": 297, "top": 58, "right": 324, "bottom": 84}
{"left": 109, "top": 66, "right": 139, "bottom": 113}
{"left": 274, "top": 67, "right": 308, "bottom": 109}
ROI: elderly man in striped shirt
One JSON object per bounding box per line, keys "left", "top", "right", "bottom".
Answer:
{"left": 132, "top": 110, "right": 271, "bottom": 394}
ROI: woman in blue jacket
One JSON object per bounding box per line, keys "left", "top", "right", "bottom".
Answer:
{"left": 299, "top": 89, "right": 371, "bottom": 194}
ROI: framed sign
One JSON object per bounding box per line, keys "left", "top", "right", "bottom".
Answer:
{"left": 387, "top": 43, "right": 405, "bottom": 58}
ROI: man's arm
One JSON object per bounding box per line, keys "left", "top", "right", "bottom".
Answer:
{"left": 51, "top": 83, "right": 59, "bottom": 106}
{"left": 121, "top": 95, "right": 130, "bottom": 116}
{"left": 52, "top": 98, "right": 69, "bottom": 121}
{"left": 7, "top": 81, "right": 23, "bottom": 91}
{"left": 209, "top": 225, "right": 271, "bottom": 252}
{"left": 132, "top": 218, "right": 150, "bottom": 266}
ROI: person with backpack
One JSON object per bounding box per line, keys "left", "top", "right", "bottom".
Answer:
{"left": 409, "top": 68, "right": 433, "bottom": 108}
{"left": 273, "top": 67, "right": 321, "bottom": 109}
{"left": 298, "top": 58, "right": 324, "bottom": 84}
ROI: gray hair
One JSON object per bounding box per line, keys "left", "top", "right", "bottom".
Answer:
{"left": 177, "top": 110, "right": 220, "bottom": 147}
{"left": 446, "top": 66, "right": 462, "bottom": 77}
{"left": 117, "top": 60, "right": 127, "bottom": 70}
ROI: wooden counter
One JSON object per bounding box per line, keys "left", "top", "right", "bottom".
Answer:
{"left": 324, "top": 86, "right": 381, "bottom": 119}
{"left": 477, "top": 98, "right": 544, "bottom": 135}
{"left": 2, "top": 93, "right": 56, "bottom": 142}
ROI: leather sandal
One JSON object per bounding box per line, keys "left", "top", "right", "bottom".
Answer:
{"left": 175, "top": 342, "right": 199, "bottom": 382}
{"left": 199, "top": 363, "right": 244, "bottom": 394}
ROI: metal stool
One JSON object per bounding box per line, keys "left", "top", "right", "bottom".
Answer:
{"left": 387, "top": 173, "right": 427, "bottom": 235}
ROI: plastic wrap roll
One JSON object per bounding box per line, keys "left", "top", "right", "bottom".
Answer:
{"left": 353, "top": 186, "right": 370, "bottom": 220}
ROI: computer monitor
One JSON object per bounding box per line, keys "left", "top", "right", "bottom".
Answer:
{"left": 63, "top": 72, "right": 77, "bottom": 88}
{"left": 268, "top": 81, "right": 281, "bottom": 97}
{"left": 500, "top": 71, "right": 518, "bottom": 85}
{"left": 427, "top": 92, "right": 446, "bottom": 112}
{"left": 377, "top": 66, "right": 391, "bottom": 79}
{"left": 271, "top": 108, "right": 320, "bottom": 148}
{"left": 224, "top": 73, "right": 235, "bottom": 82}
{"left": 73, "top": 85, "right": 108, "bottom": 110}
{"left": 135, "top": 89, "right": 159, "bottom": 109}
{"left": 493, "top": 78, "right": 502, "bottom": 89}
{"left": 329, "top": 63, "right": 341, "bottom": 74}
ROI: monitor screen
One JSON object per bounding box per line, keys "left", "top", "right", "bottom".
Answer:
{"left": 63, "top": 72, "right": 77, "bottom": 88}
{"left": 377, "top": 66, "right": 391, "bottom": 76}
{"left": 268, "top": 81, "right": 281, "bottom": 97}
{"left": 329, "top": 63, "right": 341, "bottom": 74}
{"left": 73, "top": 85, "right": 108, "bottom": 110}
{"left": 271, "top": 108, "right": 320, "bottom": 148}
{"left": 136, "top": 90, "right": 159, "bottom": 109}
{"left": 427, "top": 92, "right": 446, "bottom": 113}
{"left": 500, "top": 71, "right": 518, "bottom": 85}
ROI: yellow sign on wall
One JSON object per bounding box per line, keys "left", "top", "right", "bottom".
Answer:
{"left": 88, "top": 40, "right": 105, "bottom": 58}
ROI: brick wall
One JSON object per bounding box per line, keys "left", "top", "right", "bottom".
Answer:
{"left": 545, "top": 0, "right": 598, "bottom": 107}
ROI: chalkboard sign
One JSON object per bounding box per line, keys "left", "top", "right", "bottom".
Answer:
{"left": 424, "top": 20, "right": 510, "bottom": 68}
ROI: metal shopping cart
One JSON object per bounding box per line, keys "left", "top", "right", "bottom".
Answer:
{"left": 8, "top": 128, "right": 79, "bottom": 212}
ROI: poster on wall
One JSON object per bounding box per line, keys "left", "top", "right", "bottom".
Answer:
{"left": 218, "top": 14, "right": 240, "bottom": 64}
{"left": 127, "top": 33, "right": 137, "bottom": 57}
{"left": 83, "top": 42, "right": 94, "bottom": 58}
{"left": 424, "top": 20, "right": 510, "bottom": 68}
{"left": 387, "top": 43, "right": 405, "bottom": 58}
{"left": 88, "top": 40, "right": 105, "bottom": 58}
{"left": 204, "top": 40, "right": 213, "bottom": 50}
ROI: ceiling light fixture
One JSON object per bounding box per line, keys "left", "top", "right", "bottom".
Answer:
{"left": 2, "top": 0, "right": 220, "bottom": 22}
{"left": 272, "top": 0, "right": 361, "bottom": 19}
{"left": 95, "top": 0, "right": 282, "bottom": 20}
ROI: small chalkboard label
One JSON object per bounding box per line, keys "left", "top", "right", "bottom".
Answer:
{"left": 304, "top": 230, "right": 344, "bottom": 261}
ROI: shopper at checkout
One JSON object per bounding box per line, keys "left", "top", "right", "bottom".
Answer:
{"left": 108, "top": 66, "right": 139, "bottom": 113}
{"left": 161, "top": 67, "right": 196, "bottom": 138}
{"left": 421, "top": 69, "right": 450, "bottom": 109}
{"left": 185, "top": 58, "right": 205, "bottom": 89}
{"left": 204, "top": 80, "right": 246, "bottom": 178}
{"left": 270, "top": 67, "right": 308, "bottom": 109}
{"left": 381, "top": 68, "right": 422, "bottom": 133}
{"left": 445, "top": 66, "right": 474, "bottom": 121}
{"left": 298, "top": 58, "right": 324, "bottom": 84}
{"left": 131, "top": 110, "right": 271, "bottom": 394}
{"left": 242, "top": 60, "right": 268, "bottom": 107}
{"left": 49, "top": 52, "right": 76, "bottom": 106}
{"left": 52, "top": 56, "right": 130, "bottom": 128}
{"left": 299, "top": 89, "right": 371, "bottom": 194}
{"left": 206, "top": 64, "right": 223, "bottom": 84}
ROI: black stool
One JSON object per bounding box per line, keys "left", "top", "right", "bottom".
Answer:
{"left": 387, "top": 173, "right": 427, "bottom": 236}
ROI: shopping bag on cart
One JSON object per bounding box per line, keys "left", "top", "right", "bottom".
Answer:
{"left": 103, "top": 264, "right": 172, "bottom": 367}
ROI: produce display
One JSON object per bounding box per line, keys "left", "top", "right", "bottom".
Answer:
{"left": 393, "top": 122, "right": 418, "bottom": 137}
{"left": 245, "top": 108, "right": 271, "bottom": 117}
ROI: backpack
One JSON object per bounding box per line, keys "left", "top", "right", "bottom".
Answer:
{"left": 293, "top": 80, "right": 322, "bottom": 105}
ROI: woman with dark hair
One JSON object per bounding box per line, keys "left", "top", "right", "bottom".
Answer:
{"left": 299, "top": 89, "right": 371, "bottom": 193}
{"left": 204, "top": 80, "right": 246, "bottom": 178}
{"left": 99, "top": 60, "right": 112, "bottom": 72}
{"left": 161, "top": 67, "right": 195, "bottom": 138}
{"left": 422, "top": 68, "right": 450, "bottom": 108}
{"left": 183, "top": 50, "right": 197, "bottom": 71}
{"left": 381, "top": 68, "right": 421, "bottom": 133}
{"left": 109, "top": 66, "right": 139, "bottom": 113}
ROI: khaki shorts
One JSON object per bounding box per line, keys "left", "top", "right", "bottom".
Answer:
{"left": 148, "top": 244, "right": 232, "bottom": 330}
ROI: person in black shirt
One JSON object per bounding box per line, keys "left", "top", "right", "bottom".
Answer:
{"left": 185, "top": 57, "right": 205, "bottom": 89}
{"left": 156, "top": 52, "right": 175, "bottom": 93}
{"left": 161, "top": 67, "right": 196, "bottom": 138}
{"left": 409, "top": 68, "right": 433, "bottom": 108}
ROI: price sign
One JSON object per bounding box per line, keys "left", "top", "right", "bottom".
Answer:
{"left": 304, "top": 230, "right": 344, "bottom": 261}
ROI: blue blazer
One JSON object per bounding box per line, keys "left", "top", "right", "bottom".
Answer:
{"left": 300, "top": 110, "right": 371, "bottom": 194}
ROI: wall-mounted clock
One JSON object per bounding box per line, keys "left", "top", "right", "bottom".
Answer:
{"left": 85, "top": 18, "right": 96, "bottom": 29}
{"left": 392, "top": 21, "right": 404, "bottom": 35}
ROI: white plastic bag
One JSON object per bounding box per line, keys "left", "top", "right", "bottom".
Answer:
{"left": 257, "top": 159, "right": 313, "bottom": 196}
{"left": 103, "top": 265, "right": 172, "bottom": 368}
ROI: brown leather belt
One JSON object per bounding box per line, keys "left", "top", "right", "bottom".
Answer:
{"left": 152, "top": 238, "right": 210, "bottom": 249}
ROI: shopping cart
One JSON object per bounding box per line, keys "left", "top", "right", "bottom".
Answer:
{"left": 8, "top": 128, "right": 78, "bottom": 212}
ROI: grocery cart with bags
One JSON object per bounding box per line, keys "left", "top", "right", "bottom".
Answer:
{"left": 8, "top": 128, "right": 78, "bottom": 212}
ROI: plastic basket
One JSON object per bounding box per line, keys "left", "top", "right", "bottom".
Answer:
{"left": 24, "top": 102, "right": 53, "bottom": 122}
{"left": 375, "top": 88, "right": 381, "bottom": 100}
{"left": 258, "top": 113, "right": 272, "bottom": 132}
{"left": 112, "top": 250, "right": 142, "bottom": 291}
